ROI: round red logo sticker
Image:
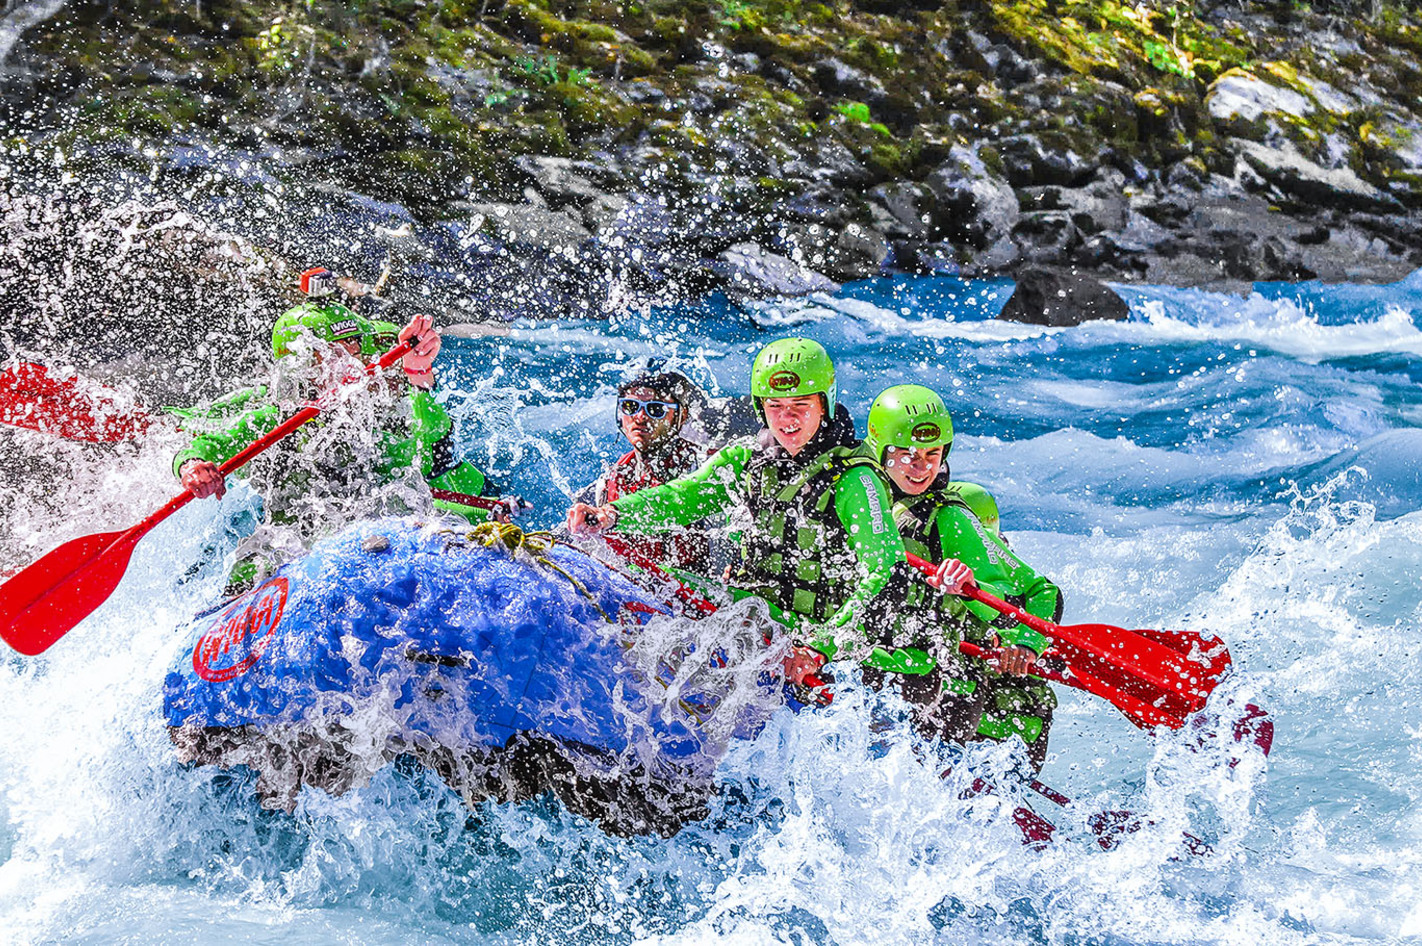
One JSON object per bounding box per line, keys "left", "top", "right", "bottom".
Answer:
{"left": 767, "top": 369, "right": 801, "bottom": 392}
{"left": 911, "top": 421, "right": 942, "bottom": 443}
{"left": 192, "top": 577, "right": 289, "bottom": 682}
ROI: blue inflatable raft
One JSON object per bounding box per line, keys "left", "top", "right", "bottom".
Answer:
{"left": 163, "top": 519, "right": 789, "bottom": 835}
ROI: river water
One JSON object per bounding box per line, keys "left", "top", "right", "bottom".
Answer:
{"left": 2, "top": 270, "right": 1421, "bottom": 944}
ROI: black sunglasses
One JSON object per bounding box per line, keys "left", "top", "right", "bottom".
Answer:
{"left": 619, "top": 397, "right": 679, "bottom": 420}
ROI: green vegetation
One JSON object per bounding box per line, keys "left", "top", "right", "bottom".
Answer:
{"left": 833, "top": 101, "right": 891, "bottom": 138}
{"left": 7, "top": 0, "right": 1422, "bottom": 213}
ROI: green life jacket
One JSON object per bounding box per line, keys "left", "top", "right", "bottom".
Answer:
{"left": 950, "top": 481, "right": 1001, "bottom": 537}
{"left": 887, "top": 480, "right": 978, "bottom": 560}
{"left": 731, "top": 444, "right": 886, "bottom": 623}
{"left": 888, "top": 481, "right": 1019, "bottom": 651}
{"left": 892, "top": 483, "right": 981, "bottom": 609}
{"left": 893, "top": 481, "right": 1056, "bottom": 643}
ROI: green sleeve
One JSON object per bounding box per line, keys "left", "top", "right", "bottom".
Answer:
{"left": 806, "top": 465, "right": 906, "bottom": 657}
{"left": 172, "top": 399, "right": 283, "bottom": 478}
{"left": 409, "top": 389, "right": 455, "bottom": 478}
{"left": 410, "top": 389, "right": 493, "bottom": 523}
{"left": 609, "top": 443, "right": 750, "bottom": 531}
{"left": 931, "top": 505, "right": 1060, "bottom": 654}
{"left": 429, "top": 462, "right": 490, "bottom": 523}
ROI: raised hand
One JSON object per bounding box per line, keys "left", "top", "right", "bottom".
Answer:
{"left": 398, "top": 314, "right": 441, "bottom": 388}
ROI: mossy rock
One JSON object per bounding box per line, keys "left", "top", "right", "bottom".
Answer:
{"left": 552, "top": 81, "right": 643, "bottom": 136}
{"left": 99, "top": 85, "right": 205, "bottom": 135}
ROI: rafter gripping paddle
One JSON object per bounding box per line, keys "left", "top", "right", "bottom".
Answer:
{"left": 0, "top": 340, "right": 415, "bottom": 656}
{"left": 904, "top": 551, "right": 1233, "bottom": 729}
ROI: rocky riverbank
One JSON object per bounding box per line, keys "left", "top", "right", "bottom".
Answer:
{"left": 3, "top": 0, "right": 1422, "bottom": 347}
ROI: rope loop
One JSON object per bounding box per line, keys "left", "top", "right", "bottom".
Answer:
{"left": 452, "top": 522, "right": 611, "bottom": 623}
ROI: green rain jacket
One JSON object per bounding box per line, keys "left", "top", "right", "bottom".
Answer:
{"left": 891, "top": 479, "right": 1059, "bottom": 655}
{"left": 170, "top": 383, "right": 492, "bottom": 523}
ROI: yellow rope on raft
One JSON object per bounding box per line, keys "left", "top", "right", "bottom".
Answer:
{"left": 458, "top": 522, "right": 612, "bottom": 623}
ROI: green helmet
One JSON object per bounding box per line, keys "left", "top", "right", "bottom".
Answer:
{"left": 271, "top": 302, "right": 374, "bottom": 360}
{"left": 750, "top": 338, "right": 837, "bottom": 420}
{"left": 864, "top": 384, "right": 954, "bottom": 462}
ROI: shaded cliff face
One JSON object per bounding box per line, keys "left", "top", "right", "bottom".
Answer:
{"left": 2, "top": 0, "right": 1422, "bottom": 365}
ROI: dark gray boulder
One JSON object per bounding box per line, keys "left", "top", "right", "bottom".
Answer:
{"left": 1013, "top": 212, "right": 1084, "bottom": 265}
{"left": 782, "top": 140, "right": 872, "bottom": 188}
{"left": 824, "top": 223, "right": 892, "bottom": 280}
{"left": 713, "top": 243, "right": 840, "bottom": 297}
{"left": 811, "top": 57, "right": 888, "bottom": 107}
{"left": 515, "top": 155, "right": 615, "bottom": 209}
{"left": 924, "top": 146, "right": 1020, "bottom": 248}
{"left": 997, "top": 268, "right": 1130, "bottom": 326}
{"left": 996, "top": 135, "right": 1098, "bottom": 187}
{"left": 867, "top": 182, "right": 933, "bottom": 241}
{"left": 581, "top": 193, "right": 676, "bottom": 247}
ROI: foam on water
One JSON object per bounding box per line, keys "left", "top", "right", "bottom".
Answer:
{"left": 2, "top": 270, "right": 1422, "bottom": 943}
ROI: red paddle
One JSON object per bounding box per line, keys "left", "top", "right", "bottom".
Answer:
{"left": 903, "top": 552, "right": 1230, "bottom": 728}
{"left": 591, "top": 533, "right": 833, "bottom": 700}
{"left": 0, "top": 340, "right": 416, "bottom": 656}
{"left": 599, "top": 533, "right": 721, "bottom": 617}
{"left": 0, "top": 361, "right": 151, "bottom": 443}
{"left": 958, "top": 641, "right": 1185, "bottom": 730}
{"left": 585, "top": 530, "right": 1196, "bottom": 728}
{"left": 589, "top": 530, "right": 1270, "bottom": 852}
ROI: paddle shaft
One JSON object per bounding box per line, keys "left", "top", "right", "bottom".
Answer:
{"left": 590, "top": 532, "right": 827, "bottom": 693}
{"left": 600, "top": 533, "right": 721, "bottom": 616}
{"left": 428, "top": 488, "right": 532, "bottom": 519}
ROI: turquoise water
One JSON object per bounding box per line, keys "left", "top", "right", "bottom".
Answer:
{"left": 3, "top": 271, "right": 1422, "bottom": 944}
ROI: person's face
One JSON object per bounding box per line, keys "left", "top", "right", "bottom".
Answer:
{"left": 762, "top": 395, "right": 825, "bottom": 456}
{"left": 618, "top": 385, "right": 681, "bottom": 452}
{"left": 310, "top": 337, "right": 362, "bottom": 366}
{"left": 883, "top": 444, "right": 945, "bottom": 495}
{"left": 309, "top": 337, "right": 387, "bottom": 390}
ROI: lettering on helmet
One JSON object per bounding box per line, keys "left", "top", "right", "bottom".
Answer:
{"left": 767, "top": 369, "right": 802, "bottom": 392}
{"left": 911, "top": 421, "right": 942, "bottom": 444}
{"left": 329, "top": 319, "right": 361, "bottom": 340}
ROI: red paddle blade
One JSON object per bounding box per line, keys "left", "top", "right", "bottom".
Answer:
{"left": 1046, "top": 620, "right": 1230, "bottom": 718}
{"left": 962, "top": 641, "right": 1190, "bottom": 730}
{"left": 0, "top": 529, "right": 138, "bottom": 655}
{"left": 1132, "top": 627, "right": 1233, "bottom": 678}
{"left": 1037, "top": 655, "right": 1192, "bottom": 729}
{"left": 0, "top": 362, "right": 150, "bottom": 443}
